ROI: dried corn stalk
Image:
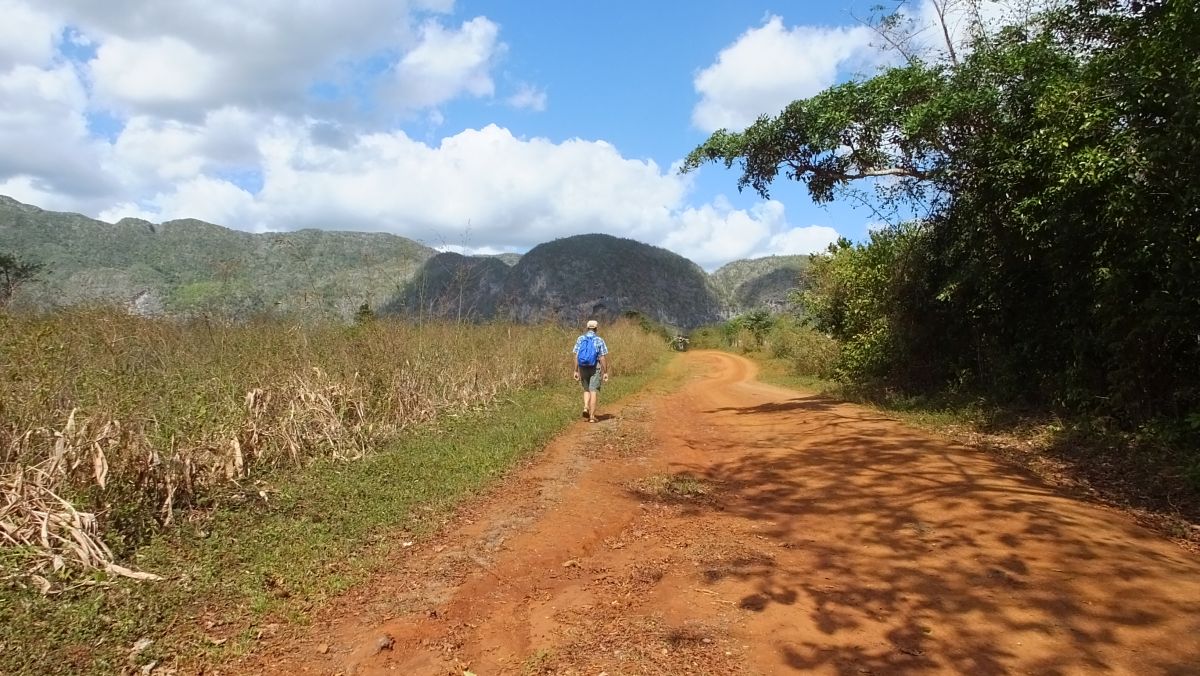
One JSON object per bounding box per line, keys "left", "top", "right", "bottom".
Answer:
{"left": 0, "top": 464, "right": 162, "bottom": 590}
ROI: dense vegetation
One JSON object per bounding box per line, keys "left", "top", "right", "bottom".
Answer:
{"left": 686, "top": 0, "right": 1199, "bottom": 454}
{"left": 691, "top": 310, "right": 840, "bottom": 380}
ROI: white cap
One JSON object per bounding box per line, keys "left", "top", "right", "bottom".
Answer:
{"left": 586, "top": 319, "right": 598, "bottom": 329}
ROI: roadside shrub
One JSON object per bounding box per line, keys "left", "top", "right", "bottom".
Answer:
{"left": 684, "top": 326, "right": 723, "bottom": 350}
{"left": 762, "top": 315, "right": 840, "bottom": 377}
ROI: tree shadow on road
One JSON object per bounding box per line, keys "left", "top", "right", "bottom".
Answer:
{"left": 650, "top": 394, "right": 1200, "bottom": 675}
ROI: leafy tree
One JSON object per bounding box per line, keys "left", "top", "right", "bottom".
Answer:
{"left": 734, "top": 309, "right": 776, "bottom": 348}
{"left": 0, "top": 253, "right": 43, "bottom": 307}
{"left": 685, "top": 0, "right": 1200, "bottom": 422}
{"left": 354, "top": 301, "right": 377, "bottom": 325}
{"left": 683, "top": 61, "right": 950, "bottom": 210}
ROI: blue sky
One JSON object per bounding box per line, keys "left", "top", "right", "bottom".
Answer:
{"left": 0, "top": 0, "right": 954, "bottom": 269}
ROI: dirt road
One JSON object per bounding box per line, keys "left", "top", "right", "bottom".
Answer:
{"left": 254, "top": 351, "right": 1200, "bottom": 675}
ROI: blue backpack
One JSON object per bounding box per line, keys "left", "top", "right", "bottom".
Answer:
{"left": 577, "top": 334, "right": 599, "bottom": 367}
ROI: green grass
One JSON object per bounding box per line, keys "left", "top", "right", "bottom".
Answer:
{"left": 0, "top": 354, "right": 671, "bottom": 675}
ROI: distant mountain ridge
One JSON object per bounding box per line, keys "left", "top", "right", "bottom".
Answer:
{"left": 0, "top": 195, "right": 435, "bottom": 319}
{"left": 1, "top": 195, "right": 812, "bottom": 326}
{"left": 385, "top": 237, "right": 811, "bottom": 328}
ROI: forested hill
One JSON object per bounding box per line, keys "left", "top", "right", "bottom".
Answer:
{"left": 381, "top": 251, "right": 511, "bottom": 321}
{"left": 498, "top": 234, "right": 723, "bottom": 328}
{"left": 0, "top": 195, "right": 436, "bottom": 319}
{"left": 2, "top": 196, "right": 809, "bottom": 326}
{"left": 384, "top": 234, "right": 728, "bottom": 329}
{"left": 709, "top": 255, "right": 811, "bottom": 313}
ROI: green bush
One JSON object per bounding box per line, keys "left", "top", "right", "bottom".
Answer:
{"left": 762, "top": 315, "right": 840, "bottom": 378}
{"left": 685, "top": 325, "right": 724, "bottom": 350}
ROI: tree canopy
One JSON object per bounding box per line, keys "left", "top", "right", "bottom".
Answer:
{"left": 0, "top": 253, "right": 42, "bottom": 307}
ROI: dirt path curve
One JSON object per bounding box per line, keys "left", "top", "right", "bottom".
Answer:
{"left": 252, "top": 351, "right": 1200, "bottom": 675}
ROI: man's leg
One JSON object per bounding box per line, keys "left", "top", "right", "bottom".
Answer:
{"left": 587, "top": 369, "right": 600, "bottom": 421}
{"left": 581, "top": 366, "right": 595, "bottom": 417}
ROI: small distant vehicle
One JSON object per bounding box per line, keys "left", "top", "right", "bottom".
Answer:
{"left": 671, "top": 335, "right": 690, "bottom": 352}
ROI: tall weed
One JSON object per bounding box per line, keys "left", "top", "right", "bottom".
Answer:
{"left": 0, "top": 310, "right": 664, "bottom": 581}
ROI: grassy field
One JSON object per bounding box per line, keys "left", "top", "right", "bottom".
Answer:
{"left": 0, "top": 311, "right": 669, "bottom": 674}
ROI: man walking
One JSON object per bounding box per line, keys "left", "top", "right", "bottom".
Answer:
{"left": 573, "top": 319, "right": 609, "bottom": 423}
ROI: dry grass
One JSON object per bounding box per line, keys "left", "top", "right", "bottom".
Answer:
{"left": 0, "top": 310, "right": 664, "bottom": 585}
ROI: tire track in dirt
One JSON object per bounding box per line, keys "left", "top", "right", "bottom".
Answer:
{"left": 250, "top": 351, "right": 1200, "bottom": 675}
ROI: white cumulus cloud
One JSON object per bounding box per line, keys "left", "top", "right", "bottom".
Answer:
{"left": 756, "top": 225, "right": 841, "bottom": 258}
{"left": 152, "top": 176, "right": 258, "bottom": 226}
{"left": 0, "top": 63, "right": 115, "bottom": 202}
{"left": 661, "top": 197, "right": 838, "bottom": 269}
{"left": 692, "top": 16, "right": 878, "bottom": 132}
{"left": 0, "top": 0, "right": 61, "bottom": 69}
{"left": 248, "top": 123, "right": 683, "bottom": 244}
{"left": 89, "top": 36, "right": 222, "bottom": 112}
{"left": 689, "top": 3, "right": 1052, "bottom": 132}
{"left": 664, "top": 197, "right": 781, "bottom": 266}
{"left": 111, "top": 108, "right": 264, "bottom": 187}
{"left": 0, "top": 0, "right": 536, "bottom": 213}
{"left": 62, "top": 0, "right": 460, "bottom": 117}
{"left": 390, "top": 16, "right": 504, "bottom": 110}
{"left": 94, "top": 120, "right": 835, "bottom": 268}
{"left": 98, "top": 177, "right": 257, "bottom": 227}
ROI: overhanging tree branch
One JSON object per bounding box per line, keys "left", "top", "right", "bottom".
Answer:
{"left": 682, "top": 63, "right": 951, "bottom": 204}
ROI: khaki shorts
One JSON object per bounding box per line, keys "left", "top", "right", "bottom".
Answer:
{"left": 579, "top": 365, "right": 602, "bottom": 391}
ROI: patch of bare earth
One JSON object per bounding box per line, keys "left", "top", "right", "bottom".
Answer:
{"left": 243, "top": 351, "right": 1200, "bottom": 675}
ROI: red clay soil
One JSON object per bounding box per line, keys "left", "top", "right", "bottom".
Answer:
{"left": 247, "top": 351, "right": 1200, "bottom": 675}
